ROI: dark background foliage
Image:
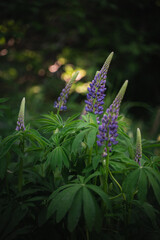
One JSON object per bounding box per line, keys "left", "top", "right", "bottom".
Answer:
{"left": 0, "top": 0, "right": 160, "bottom": 137}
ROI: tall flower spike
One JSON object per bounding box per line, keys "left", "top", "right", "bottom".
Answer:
{"left": 54, "top": 71, "right": 79, "bottom": 111}
{"left": 135, "top": 128, "right": 142, "bottom": 165}
{"left": 16, "top": 97, "right": 25, "bottom": 131}
{"left": 97, "top": 80, "right": 128, "bottom": 155}
{"left": 85, "top": 52, "right": 114, "bottom": 115}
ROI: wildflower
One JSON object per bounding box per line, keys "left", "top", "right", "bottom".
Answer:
{"left": 16, "top": 97, "right": 25, "bottom": 131}
{"left": 85, "top": 52, "right": 114, "bottom": 115}
{"left": 97, "top": 80, "right": 128, "bottom": 155}
{"left": 54, "top": 71, "right": 79, "bottom": 111}
{"left": 135, "top": 128, "right": 142, "bottom": 165}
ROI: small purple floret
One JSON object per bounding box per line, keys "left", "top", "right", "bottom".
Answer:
{"left": 85, "top": 71, "right": 107, "bottom": 115}
{"left": 16, "top": 116, "right": 25, "bottom": 131}
{"left": 85, "top": 52, "right": 113, "bottom": 115}
{"left": 96, "top": 80, "right": 128, "bottom": 156}
{"left": 54, "top": 72, "right": 79, "bottom": 112}
{"left": 54, "top": 83, "right": 71, "bottom": 111}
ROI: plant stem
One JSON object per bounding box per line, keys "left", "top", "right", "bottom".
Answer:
{"left": 88, "top": 147, "right": 92, "bottom": 165}
{"left": 109, "top": 169, "right": 126, "bottom": 201}
{"left": 57, "top": 109, "right": 60, "bottom": 115}
{"left": 18, "top": 136, "right": 24, "bottom": 192}
{"left": 103, "top": 146, "right": 109, "bottom": 193}
{"left": 86, "top": 227, "right": 89, "bottom": 240}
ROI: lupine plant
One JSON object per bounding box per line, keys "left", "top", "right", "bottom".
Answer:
{"left": 0, "top": 53, "right": 160, "bottom": 240}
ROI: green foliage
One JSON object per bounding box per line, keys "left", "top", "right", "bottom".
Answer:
{"left": 0, "top": 52, "right": 160, "bottom": 239}
{"left": 46, "top": 146, "right": 69, "bottom": 170}
{"left": 48, "top": 179, "right": 109, "bottom": 232}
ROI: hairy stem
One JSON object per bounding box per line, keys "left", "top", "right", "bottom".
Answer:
{"left": 88, "top": 147, "right": 92, "bottom": 165}
{"left": 86, "top": 227, "right": 89, "bottom": 240}
{"left": 109, "top": 169, "right": 126, "bottom": 201}
{"left": 18, "top": 136, "right": 24, "bottom": 192}
{"left": 103, "top": 146, "right": 109, "bottom": 193}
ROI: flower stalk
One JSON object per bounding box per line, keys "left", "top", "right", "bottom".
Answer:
{"left": 15, "top": 97, "right": 26, "bottom": 191}
{"left": 16, "top": 97, "right": 26, "bottom": 131}
{"left": 135, "top": 128, "right": 142, "bottom": 165}
{"left": 85, "top": 52, "right": 114, "bottom": 115}
{"left": 97, "top": 80, "right": 128, "bottom": 193}
{"left": 18, "top": 136, "right": 24, "bottom": 192}
{"left": 54, "top": 71, "right": 79, "bottom": 114}
{"left": 97, "top": 80, "right": 128, "bottom": 155}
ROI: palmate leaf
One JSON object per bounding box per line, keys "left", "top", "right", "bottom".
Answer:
{"left": 38, "top": 113, "right": 63, "bottom": 132}
{"left": 47, "top": 182, "right": 109, "bottom": 232}
{"left": 86, "top": 128, "right": 97, "bottom": 149}
{"left": 142, "top": 202, "right": 158, "bottom": 227}
{"left": 84, "top": 171, "right": 101, "bottom": 184}
{"left": 83, "top": 186, "right": 96, "bottom": 231}
{"left": 144, "top": 167, "right": 160, "bottom": 205}
{"left": 133, "top": 200, "right": 158, "bottom": 227}
{"left": 92, "top": 155, "right": 101, "bottom": 170}
{"left": 123, "top": 167, "right": 160, "bottom": 204}
{"left": 56, "top": 185, "right": 81, "bottom": 223}
{"left": 47, "top": 184, "right": 81, "bottom": 221}
{"left": 122, "top": 168, "right": 141, "bottom": 199}
{"left": 65, "top": 113, "right": 80, "bottom": 124}
{"left": 72, "top": 129, "right": 89, "bottom": 153}
{"left": 0, "top": 202, "right": 28, "bottom": 240}
{"left": 25, "top": 129, "right": 49, "bottom": 147}
{"left": 67, "top": 188, "right": 82, "bottom": 232}
{"left": 137, "top": 168, "right": 148, "bottom": 202}
{"left": 46, "top": 146, "right": 69, "bottom": 171}
{"left": 0, "top": 157, "right": 7, "bottom": 179}
{"left": 0, "top": 132, "right": 21, "bottom": 158}
{"left": 86, "top": 184, "right": 110, "bottom": 206}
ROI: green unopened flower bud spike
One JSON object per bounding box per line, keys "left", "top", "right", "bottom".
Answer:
{"left": 135, "top": 128, "right": 142, "bottom": 165}
{"left": 16, "top": 97, "right": 25, "bottom": 131}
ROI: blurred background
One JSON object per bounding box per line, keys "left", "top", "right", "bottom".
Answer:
{"left": 0, "top": 0, "right": 160, "bottom": 140}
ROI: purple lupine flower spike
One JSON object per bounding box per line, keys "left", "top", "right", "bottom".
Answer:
{"left": 135, "top": 128, "right": 142, "bottom": 165}
{"left": 85, "top": 52, "right": 114, "bottom": 115}
{"left": 54, "top": 71, "right": 79, "bottom": 112}
{"left": 16, "top": 97, "right": 26, "bottom": 131}
{"left": 97, "top": 80, "right": 128, "bottom": 155}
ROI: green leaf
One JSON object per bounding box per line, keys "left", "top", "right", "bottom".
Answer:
{"left": 122, "top": 168, "right": 140, "bottom": 199}
{"left": 56, "top": 185, "right": 82, "bottom": 222}
{"left": 137, "top": 168, "right": 148, "bottom": 202}
{"left": 88, "top": 112, "right": 98, "bottom": 125}
{"left": 92, "top": 155, "right": 100, "bottom": 170}
{"left": 51, "top": 147, "right": 62, "bottom": 170}
{"left": 0, "top": 97, "right": 9, "bottom": 103}
{"left": 144, "top": 169, "right": 160, "bottom": 205}
{"left": 86, "top": 184, "right": 110, "bottom": 206}
{"left": 0, "top": 157, "right": 7, "bottom": 179}
{"left": 48, "top": 185, "right": 81, "bottom": 219}
{"left": 142, "top": 202, "right": 158, "bottom": 227}
{"left": 67, "top": 188, "right": 83, "bottom": 232}
{"left": 46, "top": 146, "right": 69, "bottom": 171}
{"left": 72, "top": 129, "right": 89, "bottom": 153}
{"left": 86, "top": 128, "right": 97, "bottom": 149}
{"left": 83, "top": 186, "right": 96, "bottom": 231}
{"left": 38, "top": 113, "right": 63, "bottom": 132}
{"left": 65, "top": 113, "right": 80, "bottom": 124}
{"left": 84, "top": 171, "right": 101, "bottom": 184}
{"left": 144, "top": 167, "right": 160, "bottom": 184}
{"left": 0, "top": 133, "right": 20, "bottom": 158}
{"left": 61, "top": 147, "right": 70, "bottom": 168}
{"left": 92, "top": 195, "right": 103, "bottom": 232}
{"left": 46, "top": 151, "right": 57, "bottom": 170}
{"left": 25, "top": 129, "right": 49, "bottom": 147}
{"left": 48, "top": 184, "right": 74, "bottom": 201}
